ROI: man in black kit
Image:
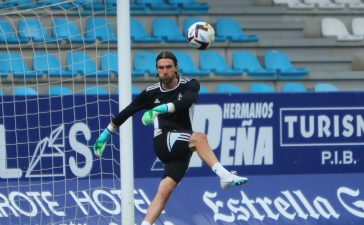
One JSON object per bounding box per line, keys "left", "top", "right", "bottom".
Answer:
{"left": 93, "top": 51, "right": 248, "bottom": 225}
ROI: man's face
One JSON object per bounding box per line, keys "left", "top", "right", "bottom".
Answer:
{"left": 156, "top": 58, "right": 178, "bottom": 85}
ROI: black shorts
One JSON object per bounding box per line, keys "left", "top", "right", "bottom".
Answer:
{"left": 153, "top": 130, "right": 193, "bottom": 183}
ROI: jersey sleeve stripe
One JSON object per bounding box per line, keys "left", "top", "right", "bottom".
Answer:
{"left": 146, "top": 83, "right": 160, "bottom": 91}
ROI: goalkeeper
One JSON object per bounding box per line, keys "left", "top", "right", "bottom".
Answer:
{"left": 93, "top": 51, "right": 248, "bottom": 225}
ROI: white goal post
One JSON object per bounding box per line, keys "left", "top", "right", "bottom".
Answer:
{"left": 117, "top": 1, "right": 135, "bottom": 225}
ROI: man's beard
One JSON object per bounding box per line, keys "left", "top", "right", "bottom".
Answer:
{"left": 159, "top": 76, "right": 173, "bottom": 84}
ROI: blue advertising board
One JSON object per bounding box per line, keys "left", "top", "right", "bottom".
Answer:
{"left": 135, "top": 93, "right": 364, "bottom": 178}
{"left": 0, "top": 93, "right": 363, "bottom": 225}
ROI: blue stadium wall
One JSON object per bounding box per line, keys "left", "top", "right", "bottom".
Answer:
{"left": 0, "top": 93, "right": 364, "bottom": 225}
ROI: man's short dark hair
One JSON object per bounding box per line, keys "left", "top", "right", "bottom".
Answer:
{"left": 156, "top": 51, "right": 178, "bottom": 66}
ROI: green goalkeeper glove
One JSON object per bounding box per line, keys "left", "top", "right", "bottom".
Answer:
{"left": 93, "top": 128, "right": 112, "bottom": 157}
{"left": 142, "top": 104, "right": 169, "bottom": 126}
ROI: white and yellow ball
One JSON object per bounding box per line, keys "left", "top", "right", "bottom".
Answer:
{"left": 187, "top": 22, "right": 215, "bottom": 50}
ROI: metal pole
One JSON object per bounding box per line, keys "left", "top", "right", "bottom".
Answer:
{"left": 117, "top": 0, "right": 135, "bottom": 224}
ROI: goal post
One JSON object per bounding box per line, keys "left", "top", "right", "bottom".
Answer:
{"left": 117, "top": 1, "right": 135, "bottom": 225}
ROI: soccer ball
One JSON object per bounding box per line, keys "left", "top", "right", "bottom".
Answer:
{"left": 187, "top": 22, "right": 215, "bottom": 50}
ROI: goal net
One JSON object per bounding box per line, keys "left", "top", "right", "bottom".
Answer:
{"left": 0, "top": 1, "right": 121, "bottom": 224}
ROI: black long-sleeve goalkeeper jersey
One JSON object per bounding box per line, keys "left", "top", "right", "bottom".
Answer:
{"left": 112, "top": 77, "right": 200, "bottom": 132}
